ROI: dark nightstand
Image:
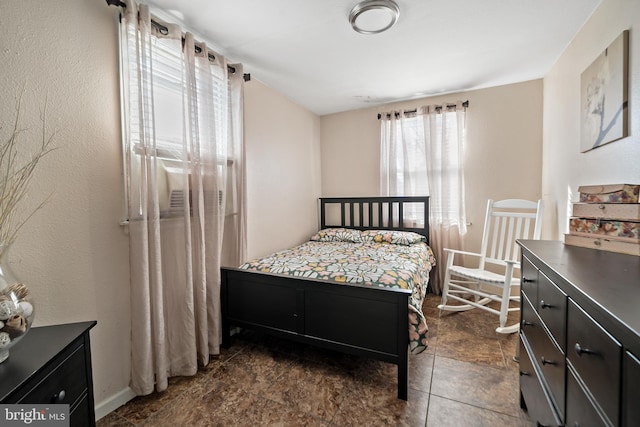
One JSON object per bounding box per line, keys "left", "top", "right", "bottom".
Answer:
{"left": 0, "top": 321, "right": 97, "bottom": 427}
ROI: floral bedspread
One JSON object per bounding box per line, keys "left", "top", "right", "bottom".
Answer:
{"left": 239, "top": 239, "right": 436, "bottom": 354}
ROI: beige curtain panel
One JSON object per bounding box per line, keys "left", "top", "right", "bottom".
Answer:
{"left": 119, "top": 0, "right": 247, "bottom": 395}
{"left": 379, "top": 102, "right": 467, "bottom": 293}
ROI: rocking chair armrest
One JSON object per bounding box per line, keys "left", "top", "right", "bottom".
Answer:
{"left": 483, "top": 259, "right": 522, "bottom": 280}
{"left": 443, "top": 248, "right": 483, "bottom": 258}
{"left": 484, "top": 258, "right": 521, "bottom": 268}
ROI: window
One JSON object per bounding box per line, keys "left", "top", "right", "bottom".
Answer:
{"left": 120, "top": 21, "right": 233, "bottom": 220}
{"left": 380, "top": 105, "right": 466, "bottom": 229}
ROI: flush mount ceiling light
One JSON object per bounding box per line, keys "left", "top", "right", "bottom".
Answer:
{"left": 349, "top": 0, "right": 400, "bottom": 35}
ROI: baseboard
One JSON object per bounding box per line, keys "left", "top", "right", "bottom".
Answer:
{"left": 94, "top": 387, "right": 137, "bottom": 421}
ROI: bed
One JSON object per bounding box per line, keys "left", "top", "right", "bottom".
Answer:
{"left": 220, "top": 196, "right": 434, "bottom": 400}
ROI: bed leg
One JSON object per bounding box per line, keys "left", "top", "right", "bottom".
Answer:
{"left": 398, "top": 349, "right": 408, "bottom": 400}
{"left": 221, "top": 270, "right": 230, "bottom": 349}
{"left": 221, "top": 322, "right": 230, "bottom": 349}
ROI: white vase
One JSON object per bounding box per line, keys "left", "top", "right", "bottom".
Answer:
{"left": 0, "top": 245, "right": 35, "bottom": 363}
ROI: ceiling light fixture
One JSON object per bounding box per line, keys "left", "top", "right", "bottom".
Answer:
{"left": 349, "top": 0, "right": 400, "bottom": 35}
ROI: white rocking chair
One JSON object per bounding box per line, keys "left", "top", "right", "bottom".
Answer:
{"left": 438, "top": 199, "right": 543, "bottom": 334}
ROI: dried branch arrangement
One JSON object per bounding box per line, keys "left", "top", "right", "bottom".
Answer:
{"left": 0, "top": 96, "right": 56, "bottom": 259}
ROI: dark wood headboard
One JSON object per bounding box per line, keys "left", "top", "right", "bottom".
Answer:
{"left": 319, "top": 196, "right": 429, "bottom": 244}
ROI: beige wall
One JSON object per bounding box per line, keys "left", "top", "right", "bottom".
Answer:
{"left": 0, "top": 0, "right": 322, "bottom": 419}
{"left": 0, "top": 0, "right": 131, "bottom": 415}
{"left": 244, "top": 80, "right": 322, "bottom": 260}
{"left": 320, "top": 80, "right": 544, "bottom": 252}
{"left": 542, "top": 0, "right": 640, "bottom": 239}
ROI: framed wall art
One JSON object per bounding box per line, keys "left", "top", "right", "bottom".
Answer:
{"left": 580, "top": 30, "right": 629, "bottom": 153}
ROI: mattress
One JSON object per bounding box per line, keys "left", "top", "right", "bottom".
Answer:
{"left": 239, "top": 231, "right": 436, "bottom": 354}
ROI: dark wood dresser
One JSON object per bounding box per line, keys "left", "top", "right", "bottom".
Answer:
{"left": 517, "top": 240, "right": 640, "bottom": 427}
{"left": 0, "top": 321, "right": 97, "bottom": 427}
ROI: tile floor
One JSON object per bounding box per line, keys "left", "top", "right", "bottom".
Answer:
{"left": 97, "top": 294, "right": 531, "bottom": 426}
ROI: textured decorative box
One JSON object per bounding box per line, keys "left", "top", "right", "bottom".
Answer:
{"left": 564, "top": 234, "right": 640, "bottom": 256}
{"left": 578, "top": 184, "right": 640, "bottom": 203}
{"left": 569, "top": 218, "right": 640, "bottom": 241}
{"left": 572, "top": 203, "right": 640, "bottom": 221}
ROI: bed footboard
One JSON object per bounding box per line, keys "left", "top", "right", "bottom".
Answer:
{"left": 221, "top": 267, "right": 411, "bottom": 400}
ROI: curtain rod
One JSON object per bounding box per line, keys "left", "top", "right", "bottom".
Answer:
{"left": 106, "top": 0, "right": 251, "bottom": 82}
{"left": 377, "top": 100, "right": 469, "bottom": 120}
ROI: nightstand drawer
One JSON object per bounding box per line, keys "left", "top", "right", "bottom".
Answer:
{"left": 18, "top": 342, "right": 87, "bottom": 407}
{"left": 537, "top": 271, "right": 567, "bottom": 352}
{"left": 70, "top": 394, "right": 90, "bottom": 427}
{"left": 567, "top": 299, "right": 621, "bottom": 425}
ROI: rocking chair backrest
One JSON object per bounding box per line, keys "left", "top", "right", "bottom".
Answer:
{"left": 478, "top": 199, "right": 543, "bottom": 269}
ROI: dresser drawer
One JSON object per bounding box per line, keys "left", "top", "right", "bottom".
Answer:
{"left": 623, "top": 351, "right": 640, "bottom": 427}
{"left": 537, "top": 271, "right": 567, "bottom": 352}
{"left": 18, "top": 342, "right": 87, "bottom": 407}
{"left": 521, "top": 291, "right": 565, "bottom": 420}
{"left": 519, "top": 337, "right": 562, "bottom": 427}
{"left": 521, "top": 293, "right": 546, "bottom": 358}
{"left": 520, "top": 294, "right": 543, "bottom": 350}
{"left": 521, "top": 255, "right": 538, "bottom": 306}
{"left": 535, "top": 330, "right": 565, "bottom": 421}
{"left": 567, "top": 299, "right": 621, "bottom": 425}
{"left": 566, "top": 365, "right": 609, "bottom": 427}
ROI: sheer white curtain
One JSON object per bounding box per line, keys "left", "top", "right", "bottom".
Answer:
{"left": 380, "top": 102, "right": 467, "bottom": 294}
{"left": 119, "top": 1, "right": 246, "bottom": 395}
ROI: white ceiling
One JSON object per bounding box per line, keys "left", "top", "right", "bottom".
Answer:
{"left": 144, "top": 0, "right": 601, "bottom": 116}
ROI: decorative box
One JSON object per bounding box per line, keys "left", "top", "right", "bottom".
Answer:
{"left": 569, "top": 218, "right": 640, "bottom": 241}
{"left": 567, "top": 184, "right": 640, "bottom": 256}
{"left": 572, "top": 203, "right": 640, "bottom": 221}
{"left": 578, "top": 184, "right": 640, "bottom": 203}
{"left": 564, "top": 234, "right": 640, "bottom": 256}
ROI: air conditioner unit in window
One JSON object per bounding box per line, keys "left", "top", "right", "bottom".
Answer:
{"left": 157, "top": 159, "right": 224, "bottom": 216}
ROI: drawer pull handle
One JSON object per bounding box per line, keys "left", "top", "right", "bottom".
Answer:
{"left": 522, "top": 277, "right": 535, "bottom": 283}
{"left": 521, "top": 319, "right": 533, "bottom": 328}
{"left": 519, "top": 370, "right": 531, "bottom": 377}
{"left": 574, "top": 342, "right": 594, "bottom": 356}
{"left": 539, "top": 300, "right": 553, "bottom": 309}
{"left": 540, "top": 356, "right": 556, "bottom": 366}
{"left": 52, "top": 390, "right": 66, "bottom": 403}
